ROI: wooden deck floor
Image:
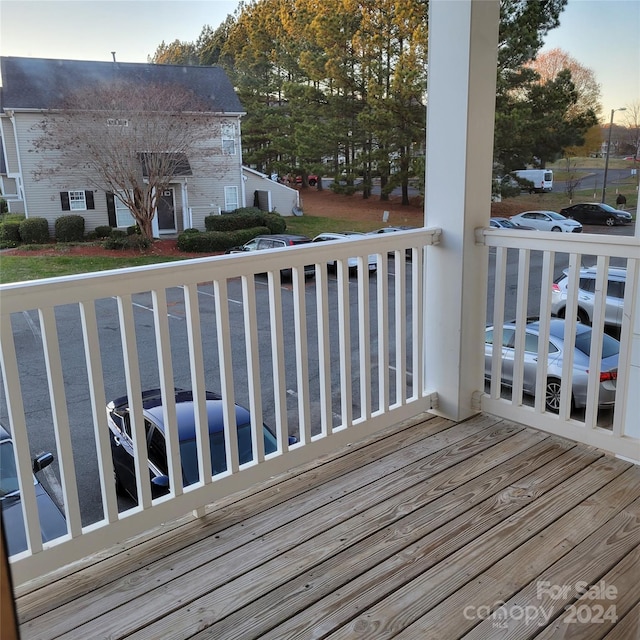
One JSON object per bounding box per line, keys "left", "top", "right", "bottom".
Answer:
{"left": 13, "top": 413, "right": 640, "bottom": 640}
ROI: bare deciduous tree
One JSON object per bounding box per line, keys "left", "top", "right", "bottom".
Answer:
{"left": 527, "top": 48, "right": 602, "bottom": 119}
{"left": 623, "top": 100, "right": 640, "bottom": 158}
{"left": 32, "top": 81, "right": 216, "bottom": 239}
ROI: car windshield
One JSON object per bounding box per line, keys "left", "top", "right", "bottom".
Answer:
{"left": 547, "top": 212, "right": 565, "bottom": 220}
{"left": 179, "top": 422, "right": 279, "bottom": 485}
{"left": 574, "top": 331, "right": 620, "bottom": 359}
{"left": 498, "top": 219, "right": 517, "bottom": 228}
{"left": 600, "top": 204, "right": 618, "bottom": 213}
{"left": 0, "top": 440, "right": 20, "bottom": 497}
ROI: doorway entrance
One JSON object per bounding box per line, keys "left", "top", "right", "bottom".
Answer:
{"left": 157, "top": 188, "right": 176, "bottom": 233}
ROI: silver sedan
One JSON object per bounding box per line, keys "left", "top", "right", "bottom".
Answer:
{"left": 510, "top": 210, "right": 583, "bottom": 233}
{"left": 484, "top": 319, "right": 619, "bottom": 412}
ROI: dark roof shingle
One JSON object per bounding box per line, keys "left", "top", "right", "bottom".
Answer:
{"left": 0, "top": 57, "right": 244, "bottom": 114}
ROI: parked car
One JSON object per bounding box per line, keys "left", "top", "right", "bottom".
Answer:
{"left": 107, "top": 389, "right": 296, "bottom": 501}
{"left": 509, "top": 211, "right": 583, "bottom": 233}
{"left": 312, "top": 232, "right": 378, "bottom": 273}
{"left": 369, "top": 225, "right": 417, "bottom": 234}
{"left": 559, "top": 203, "right": 632, "bottom": 226}
{"left": 489, "top": 217, "right": 535, "bottom": 230}
{"left": 0, "top": 423, "right": 67, "bottom": 556}
{"left": 484, "top": 319, "right": 619, "bottom": 412}
{"left": 368, "top": 225, "right": 418, "bottom": 258}
{"left": 551, "top": 266, "right": 627, "bottom": 328}
{"left": 295, "top": 174, "right": 318, "bottom": 186}
{"left": 225, "top": 234, "right": 315, "bottom": 278}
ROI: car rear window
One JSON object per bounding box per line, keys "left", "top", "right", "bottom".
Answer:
{"left": 574, "top": 331, "right": 619, "bottom": 359}
{"left": 180, "top": 422, "right": 278, "bottom": 485}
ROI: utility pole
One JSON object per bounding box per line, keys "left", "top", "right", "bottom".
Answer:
{"left": 602, "top": 107, "right": 626, "bottom": 203}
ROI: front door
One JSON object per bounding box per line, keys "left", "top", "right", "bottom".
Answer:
{"left": 157, "top": 188, "right": 176, "bottom": 232}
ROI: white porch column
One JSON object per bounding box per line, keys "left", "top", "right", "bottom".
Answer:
{"left": 424, "top": 0, "right": 499, "bottom": 420}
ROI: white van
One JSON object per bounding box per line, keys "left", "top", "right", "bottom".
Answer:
{"left": 513, "top": 169, "right": 553, "bottom": 193}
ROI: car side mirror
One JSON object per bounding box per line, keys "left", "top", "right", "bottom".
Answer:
{"left": 288, "top": 436, "right": 298, "bottom": 445}
{"left": 151, "top": 475, "right": 170, "bottom": 498}
{"left": 33, "top": 452, "right": 54, "bottom": 474}
{"left": 151, "top": 475, "right": 170, "bottom": 489}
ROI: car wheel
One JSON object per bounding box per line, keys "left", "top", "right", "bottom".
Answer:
{"left": 576, "top": 308, "right": 590, "bottom": 325}
{"left": 605, "top": 216, "right": 615, "bottom": 226}
{"left": 309, "top": 179, "right": 317, "bottom": 186}
{"left": 545, "top": 378, "right": 562, "bottom": 412}
{"left": 551, "top": 226, "right": 562, "bottom": 232}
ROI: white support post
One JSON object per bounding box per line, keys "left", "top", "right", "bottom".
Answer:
{"left": 424, "top": 0, "right": 500, "bottom": 421}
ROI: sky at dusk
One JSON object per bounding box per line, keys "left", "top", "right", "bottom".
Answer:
{"left": 1, "top": 0, "right": 638, "bottom": 121}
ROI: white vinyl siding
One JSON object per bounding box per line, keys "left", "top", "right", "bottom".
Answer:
{"left": 11, "top": 112, "right": 244, "bottom": 232}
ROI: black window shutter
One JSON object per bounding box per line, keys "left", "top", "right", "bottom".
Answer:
{"left": 85, "top": 190, "right": 95, "bottom": 210}
{"left": 106, "top": 192, "right": 116, "bottom": 227}
{"left": 60, "top": 192, "right": 70, "bottom": 211}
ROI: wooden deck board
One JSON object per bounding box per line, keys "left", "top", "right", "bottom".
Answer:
{"left": 14, "top": 414, "right": 640, "bottom": 640}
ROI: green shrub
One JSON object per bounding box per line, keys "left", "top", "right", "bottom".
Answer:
{"left": 102, "top": 231, "right": 151, "bottom": 251}
{"left": 19, "top": 217, "right": 49, "bottom": 244}
{"left": 204, "top": 209, "right": 286, "bottom": 234}
{"left": 55, "top": 215, "right": 85, "bottom": 242}
{"left": 177, "top": 226, "right": 270, "bottom": 252}
{"left": 0, "top": 213, "right": 26, "bottom": 224}
{"left": 0, "top": 221, "right": 22, "bottom": 247}
{"left": 102, "top": 229, "right": 127, "bottom": 250}
{"left": 0, "top": 198, "right": 8, "bottom": 215}
{"left": 126, "top": 235, "right": 151, "bottom": 250}
{"left": 126, "top": 224, "right": 141, "bottom": 236}
{"left": 94, "top": 226, "right": 113, "bottom": 238}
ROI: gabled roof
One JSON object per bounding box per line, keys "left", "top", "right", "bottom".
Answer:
{"left": 0, "top": 57, "right": 245, "bottom": 114}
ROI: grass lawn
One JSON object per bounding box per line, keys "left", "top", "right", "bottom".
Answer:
{"left": 0, "top": 255, "right": 186, "bottom": 285}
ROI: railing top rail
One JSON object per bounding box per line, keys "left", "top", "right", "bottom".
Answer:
{"left": 0, "top": 228, "right": 442, "bottom": 314}
{"left": 476, "top": 227, "right": 640, "bottom": 259}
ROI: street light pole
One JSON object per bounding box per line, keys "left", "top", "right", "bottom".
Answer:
{"left": 602, "top": 107, "right": 626, "bottom": 203}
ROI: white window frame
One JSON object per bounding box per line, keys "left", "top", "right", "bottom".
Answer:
{"left": 115, "top": 193, "right": 136, "bottom": 228}
{"left": 68, "top": 190, "right": 87, "bottom": 211}
{"left": 224, "top": 186, "right": 239, "bottom": 211}
{"left": 222, "top": 123, "right": 236, "bottom": 155}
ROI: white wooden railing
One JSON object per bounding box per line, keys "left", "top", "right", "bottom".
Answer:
{"left": 477, "top": 227, "right": 640, "bottom": 459}
{"left": 0, "top": 229, "right": 440, "bottom": 586}
{"left": 2, "top": 226, "right": 638, "bottom": 587}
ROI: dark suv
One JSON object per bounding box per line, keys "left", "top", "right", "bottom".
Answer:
{"left": 226, "top": 234, "right": 315, "bottom": 278}
{"left": 551, "top": 266, "right": 626, "bottom": 329}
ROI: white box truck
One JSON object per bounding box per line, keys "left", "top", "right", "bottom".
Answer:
{"left": 513, "top": 169, "right": 553, "bottom": 193}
